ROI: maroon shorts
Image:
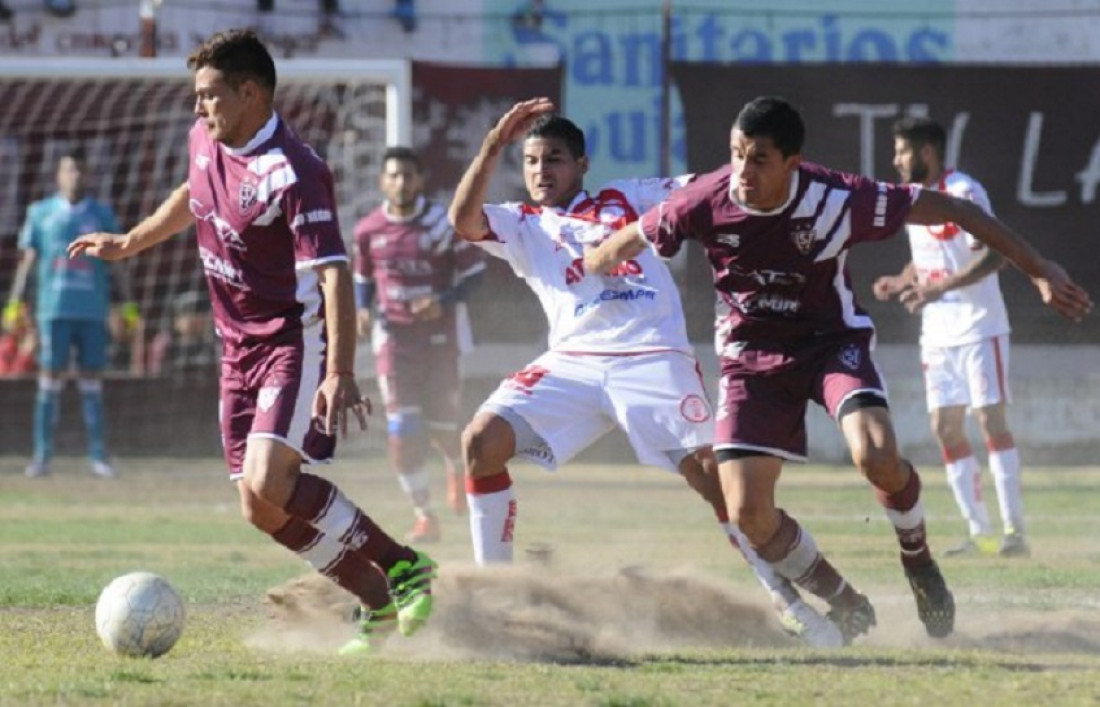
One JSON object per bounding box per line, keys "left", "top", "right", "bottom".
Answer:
{"left": 220, "top": 335, "right": 335, "bottom": 479}
{"left": 373, "top": 324, "right": 461, "bottom": 428}
{"left": 715, "top": 331, "right": 886, "bottom": 460}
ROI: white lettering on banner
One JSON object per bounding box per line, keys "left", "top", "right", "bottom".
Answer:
{"left": 1075, "top": 137, "right": 1100, "bottom": 204}
{"left": 1018, "top": 113, "right": 1067, "bottom": 207}
{"left": 833, "top": 103, "right": 899, "bottom": 177}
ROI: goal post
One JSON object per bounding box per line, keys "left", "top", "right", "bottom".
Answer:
{"left": 0, "top": 57, "right": 410, "bottom": 457}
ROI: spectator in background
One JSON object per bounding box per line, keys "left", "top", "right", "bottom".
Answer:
{"left": 3, "top": 147, "right": 138, "bottom": 479}
{"left": 874, "top": 116, "right": 1029, "bottom": 558}
{"left": 148, "top": 289, "right": 218, "bottom": 377}
{"left": 0, "top": 304, "right": 36, "bottom": 376}
{"left": 354, "top": 145, "right": 486, "bottom": 543}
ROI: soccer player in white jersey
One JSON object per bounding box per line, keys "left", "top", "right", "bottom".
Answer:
{"left": 586, "top": 97, "right": 1090, "bottom": 643}
{"left": 66, "top": 29, "right": 435, "bottom": 656}
{"left": 874, "top": 117, "right": 1028, "bottom": 558}
{"left": 448, "top": 98, "right": 845, "bottom": 648}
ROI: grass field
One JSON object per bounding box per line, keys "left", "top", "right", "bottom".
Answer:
{"left": 2, "top": 454, "right": 1100, "bottom": 706}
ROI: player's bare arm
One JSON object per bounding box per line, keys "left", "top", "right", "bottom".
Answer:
{"left": 872, "top": 261, "right": 915, "bottom": 301}
{"left": 583, "top": 221, "right": 649, "bottom": 275}
{"left": 908, "top": 189, "right": 1093, "bottom": 321}
{"left": 313, "top": 261, "right": 371, "bottom": 437}
{"left": 897, "top": 249, "right": 1005, "bottom": 314}
{"left": 448, "top": 97, "right": 556, "bottom": 241}
{"left": 67, "top": 182, "right": 195, "bottom": 261}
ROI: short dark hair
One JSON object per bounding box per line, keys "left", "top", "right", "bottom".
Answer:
{"left": 381, "top": 146, "right": 421, "bottom": 171}
{"left": 186, "top": 29, "right": 276, "bottom": 94}
{"left": 58, "top": 144, "right": 86, "bottom": 165}
{"left": 892, "top": 116, "right": 946, "bottom": 160}
{"left": 524, "top": 114, "right": 586, "bottom": 158}
{"left": 734, "top": 97, "right": 805, "bottom": 158}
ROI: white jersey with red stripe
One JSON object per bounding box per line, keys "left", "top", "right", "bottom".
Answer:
{"left": 907, "top": 169, "right": 1010, "bottom": 348}
{"left": 477, "top": 176, "right": 693, "bottom": 354}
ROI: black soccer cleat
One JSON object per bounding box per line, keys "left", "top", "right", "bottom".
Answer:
{"left": 826, "top": 592, "right": 877, "bottom": 645}
{"left": 906, "top": 560, "right": 955, "bottom": 638}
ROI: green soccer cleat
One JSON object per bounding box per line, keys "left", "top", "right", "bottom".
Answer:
{"left": 337, "top": 603, "right": 398, "bottom": 656}
{"left": 387, "top": 550, "right": 438, "bottom": 637}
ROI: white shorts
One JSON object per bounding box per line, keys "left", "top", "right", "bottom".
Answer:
{"left": 479, "top": 349, "right": 714, "bottom": 473}
{"left": 922, "top": 334, "right": 1010, "bottom": 411}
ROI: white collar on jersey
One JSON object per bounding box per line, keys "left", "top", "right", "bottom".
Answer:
{"left": 383, "top": 195, "right": 427, "bottom": 223}
{"left": 223, "top": 112, "right": 279, "bottom": 157}
{"left": 727, "top": 170, "right": 800, "bottom": 216}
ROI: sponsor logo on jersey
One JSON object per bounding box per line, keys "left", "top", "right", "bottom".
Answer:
{"left": 680, "top": 394, "right": 711, "bottom": 423}
{"left": 873, "top": 182, "right": 888, "bottom": 228}
{"left": 839, "top": 344, "right": 861, "bottom": 371}
{"left": 717, "top": 232, "right": 741, "bottom": 248}
{"left": 573, "top": 287, "right": 657, "bottom": 316}
{"left": 258, "top": 385, "right": 282, "bottom": 412}
{"left": 737, "top": 293, "right": 801, "bottom": 314}
{"left": 199, "top": 246, "right": 244, "bottom": 288}
{"left": 191, "top": 199, "right": 247, "bottom": 252}
{"left": 290, "top": 209, "right": 334, "bottom": 228}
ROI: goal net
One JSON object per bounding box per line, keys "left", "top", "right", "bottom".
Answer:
{"left": 0, "top": 58, "right": 409, "bottom": 459}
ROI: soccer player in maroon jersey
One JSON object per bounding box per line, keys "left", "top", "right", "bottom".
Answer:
{"left": 353, "top": 146, "right": 485, "bottom": 543}
{"left": 66, "top": 28, "right": 437, "bottom": 656}
{"left": 585, "top": 96, "right": 1091, "bottom": 643}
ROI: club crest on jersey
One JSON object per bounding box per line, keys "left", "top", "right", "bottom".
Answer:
{"left": 239, "top": 180, "right": 258, "bottom": 213}
{"left": 680, "top": 394, "right": 711, "bottom": 423}
{"left": 258, "top": 385, "right": 281, "bottom": 412}
{"left": 791, "top": 225, "right": 817, "bottom": 255}
{"left": 839, "top": 344, "right": 861, "bottom": 371}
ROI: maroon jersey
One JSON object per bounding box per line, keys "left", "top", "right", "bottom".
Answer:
{"left": 188, "top": 116, "right": 348, "bottom": 356}
{"left": 352, "top": 197, "right": 485, "bottom": 328}
{"left": 641, "top": 162, "right": 917, "bottom": 355}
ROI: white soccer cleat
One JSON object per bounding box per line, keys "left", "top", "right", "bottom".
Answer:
{"left": 90, "top": 460, "right": 117, "bottom": 479}
{"left": 778, "top": 599, "right": 845, "bottom": 648}
{"left": 24, "top": 460, "right": 50, "bottom": 478}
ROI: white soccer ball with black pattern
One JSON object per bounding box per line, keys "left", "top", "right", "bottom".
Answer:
{"left": 94, "top": 572, "right": 185, "bottom": 658}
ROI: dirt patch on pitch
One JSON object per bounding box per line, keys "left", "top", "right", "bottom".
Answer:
{"left": 252, "top": 563, "right": 787, "bottom": 661}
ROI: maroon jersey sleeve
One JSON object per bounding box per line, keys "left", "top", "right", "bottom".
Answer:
{"left": 352, "top": 215, "right": 374, "bottom": 282}
{"left": 638, "top": 187, "right": 712, "bottom": 259}
{"left": 284, "top": 161, "right": 347, "bottom": 265}
{"left": 841, "top": 172, "right": 917, "bottom": 245}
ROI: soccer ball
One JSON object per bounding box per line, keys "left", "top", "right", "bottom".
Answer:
{"left": 94, "top": 572, "right": 185, "bottom": 658}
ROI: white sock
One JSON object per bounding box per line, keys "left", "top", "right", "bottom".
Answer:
{"left": 468, "top": 486, "right": 516, "bottom": 565}
{"left": 722, "top": 521, "right": 801, "bottom": 607}
{"left": 396, "top": 468, "right": 432, "bottom": 516}
{"left": 945, "top": 456, "right": 991, "bottom": 537}
{"left": 989, "top": 447, "right": 1025, "bottom": 536}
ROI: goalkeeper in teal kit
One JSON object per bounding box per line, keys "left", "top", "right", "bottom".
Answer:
{"left": 3, "top": 148, "right": 137, "bottom": 478}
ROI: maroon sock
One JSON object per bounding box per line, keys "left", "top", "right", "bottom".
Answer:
{"left": 874, "top": 463, "right": 932, "bottom": 568}
{"left": 756, "top": 509, "right": 860, "bottom": 606}
{"left": 271, "top": 517, "right": 392, "bottom": 609}
{"left": 283, "top": 472, "right": 416, "bottom": 573}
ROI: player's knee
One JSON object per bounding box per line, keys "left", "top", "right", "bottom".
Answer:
{"left": 387, "top": 410, "right": 424, "bottom": 439}
{"left": 462, "top": 413, "right": 513, "bottom": 474}
{"left": 851, "top": 440, "right": 901, "bottom": 486}
{"left": 731, "top": 503, "right": 772, "bottom": 546}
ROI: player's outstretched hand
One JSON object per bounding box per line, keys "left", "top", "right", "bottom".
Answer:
{"left": 873, "top": 275, "right": 906, "bottom": 301}
{"left": 487, "top": 97, "right": 556, "bottom": 150}
{"left": 312, "top": 373, "right": 371, "bottom": 438}
{"left": 1032, "top": 259, "right": 1093, "bottom": 322}
{"left": 67, "top": 233, "right": 132, "bottom": 261}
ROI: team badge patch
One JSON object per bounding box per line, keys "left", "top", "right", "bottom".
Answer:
{"left": 258, "top": 385, "right": 282, "bottom": 412}
{"left": 680, "top": 394, "right": 711, "bottom": 423}
{"left": 839, "top": 344, "right": 861, "bottom": 371}
{"left": 791, "top": 225, "right": 817, "bottom": 255}
{"left": 239, "top": 181, "right": 258, "bottom": 213}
